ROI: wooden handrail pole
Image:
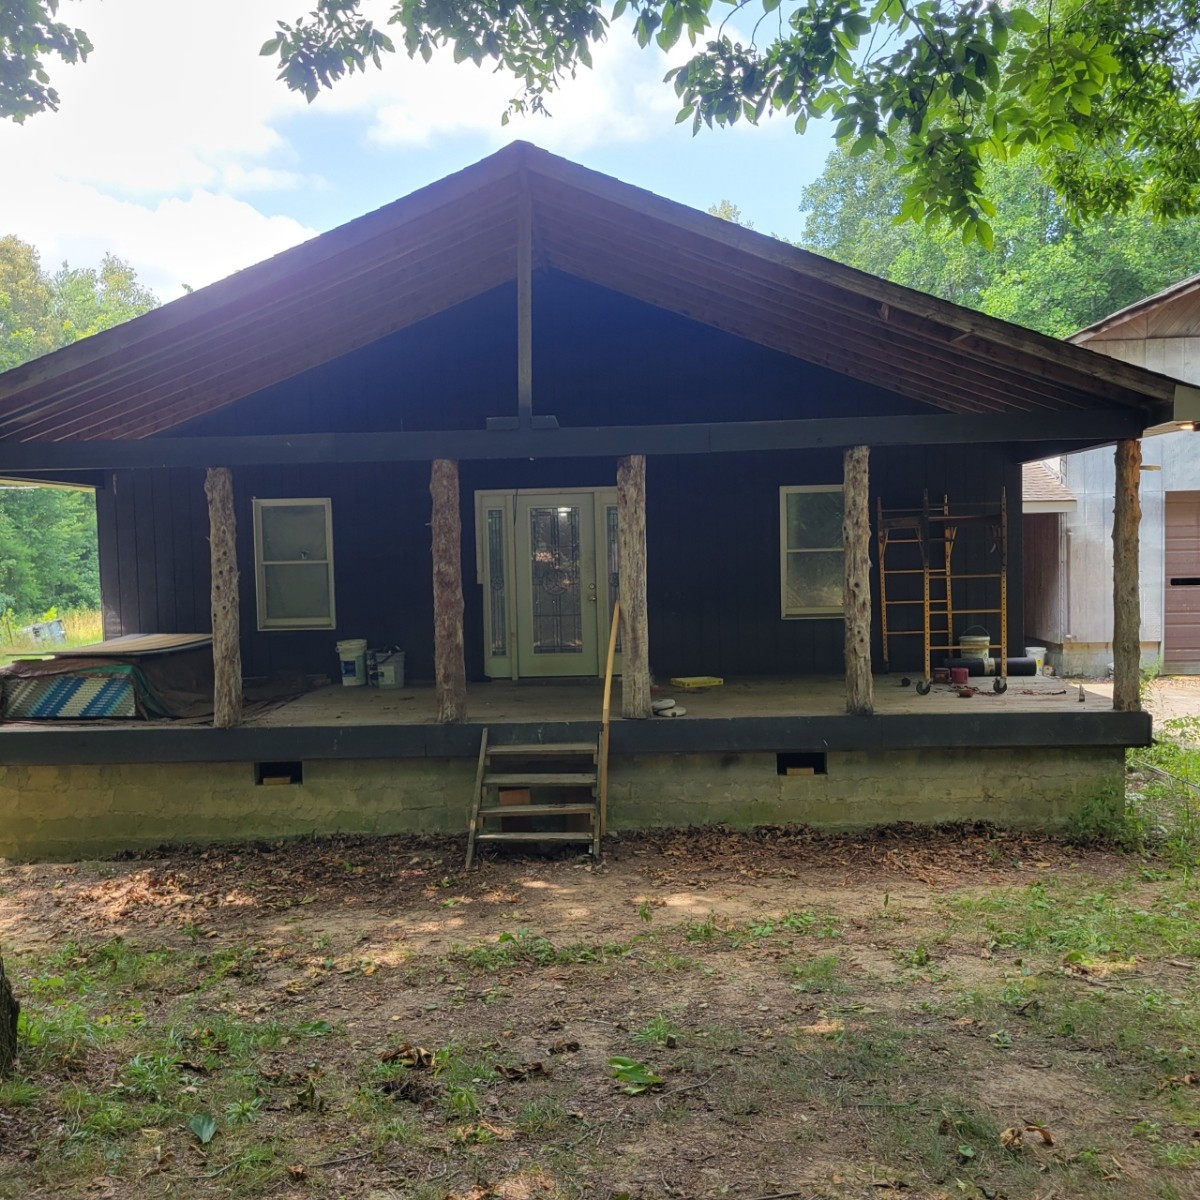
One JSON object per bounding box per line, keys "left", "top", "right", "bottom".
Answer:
{"left": 599, "top": 598, "right": 620, "bottom": 838}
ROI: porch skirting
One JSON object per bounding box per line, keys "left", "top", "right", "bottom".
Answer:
{"left": 0, "top": 745, "right": 1123, "bottom": 860}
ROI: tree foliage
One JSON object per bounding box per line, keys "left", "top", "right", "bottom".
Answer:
{"left": 254, "top": 0, "right": 1200, "bottom": 241}
{"left": 0, "top": 0, "right": 90, "bottom": 122}
{"left": 800, "top": 147, "right": 1200, "bottom": 336}
{"left": 0, "top": 236, "right": 159, "bottom": 616}
{"left": 0, "top": 236, "right": 158, "bottom": 371}
{"left": 0, "top": 485, "right": 100, "bottom": 614}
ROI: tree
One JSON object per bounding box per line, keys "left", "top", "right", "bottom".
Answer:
{"left": 0, "top": 236, "right": 56, "bottom": 372}
{"left": 0, "top": 0, "right": 90, "bottom": 122}
{"left": 799, "top": 147, "right": 1200, "bottom": 337}
{"left": 0, "top": 236, "right": 158, "bottom": 364}
{"left": 51, "top": 255, "right": 159, "bottom": 345}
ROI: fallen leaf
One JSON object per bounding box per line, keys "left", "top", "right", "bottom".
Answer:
{"left": 495, "top": 1061, "right": 546, "bottom": 1081}
{"left": 548, "top": 1040, "right": 580, "bottom": 1055}
{"left": 1025, "top": 1123, "right": 1054, "bottom": 1145}
{"left": 286, "top": 1164, "right": 308, "bottom": 1180}
{"left": 187, "top": 1113, "right": 217, "bottom": 1145}
{"left": 380, "top": 1043, "right": 434, "bottom": 1068}
{"left": 1000, "top": 1126, "right": 1023, "bottom": 1149}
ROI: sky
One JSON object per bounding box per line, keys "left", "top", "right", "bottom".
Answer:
{"left": 0, "top": 0, "right": 837, "bottom": 301}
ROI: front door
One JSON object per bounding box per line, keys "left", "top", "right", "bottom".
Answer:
{"left": 516, "top": 494, "right": 598, "bottom": 676}
{"left": 476, "top": 489, "right": 620, "bottom": 678}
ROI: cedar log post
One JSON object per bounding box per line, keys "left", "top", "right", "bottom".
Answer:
{"left": 843, "top": 445, "right": 874, "bottom": 715}
{"left": 617, "top": 454, "right": 652, "bottom": 719}
{"left": 205, "top": 467, "right": 243, "bottom": 729}
{"left": 0, "top": 952, "right": 18, "bottom": 1074}
{"left": 431, "top": 459, "right": 467, "bottom": 723}
{"left": 1112, "top": 438, "right": 1142, "bottom": 712}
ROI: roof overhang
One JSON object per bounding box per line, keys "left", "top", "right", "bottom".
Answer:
{"left": 0, "top": 142, "right": 1180, "bottom": 445}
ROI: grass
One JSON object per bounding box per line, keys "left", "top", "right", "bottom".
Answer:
{"left": 0, "top": 606, "right": 102, "bottom": 665}
{"left": 5, "top": 805, "right": 1200, "bottom": 1198}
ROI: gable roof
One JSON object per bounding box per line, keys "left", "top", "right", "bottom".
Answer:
{"left": 1071, "top": 273, "right": 1200, "bottom": 344}
{"left": 0, "top": 141, "right": 1180, "bottom": 443}
{"left": 1022, "top": 461, "right": 1076, "bottom": 512}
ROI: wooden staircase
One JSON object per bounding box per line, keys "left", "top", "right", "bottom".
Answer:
{"left": 464, "top": 730, "right": 601, "bottom": 867}
{"left": 464, "top": 599, "right": 620, "bottom": 869}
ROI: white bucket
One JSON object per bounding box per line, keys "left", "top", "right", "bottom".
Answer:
{"left": 369, "top": 648, "right": 405, "bottom": 689}
{"left": 1026, "top": 646, "right": 1046, "bottom": 673}
{"left": 336, "top": 638, "right": 368, "bottom": 687}
{"left": 959, "top": 634, "right": 992, "bottom": 661}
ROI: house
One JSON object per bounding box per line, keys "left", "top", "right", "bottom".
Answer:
{"left": 1024, "top": 277, "right": 1200, "bottom": 676}
{"left": 0, "top": 142, "right": 1185, "bottom": 859}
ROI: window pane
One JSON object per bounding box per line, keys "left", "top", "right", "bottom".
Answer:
{"left": 261, "top": 504, "right": 327, "bottom": 562}
{"left": 785, "top": 550, "right": 844, "bottom": 612}
{"left": 486, "top": 508, "right": 507, "bottom": 657}
{"left": 263, "top": 562, "right": 332, "bottom": 621}
{"left": 786, "top": 491, "right": 843, "bottom": 550}
{"left": 529, "top": 505, "right": 583, "bottom": 655}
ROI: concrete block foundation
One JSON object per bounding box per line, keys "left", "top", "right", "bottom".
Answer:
{"left": 0, "top": 745, "right": 1124, "bottom": 860}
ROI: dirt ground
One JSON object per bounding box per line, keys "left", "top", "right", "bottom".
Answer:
{"left": 0, "top": 675, "right": 1197, "bottom": 1200}
{"left": 1, "top": 821, "right": 1198, "bottom": 1200}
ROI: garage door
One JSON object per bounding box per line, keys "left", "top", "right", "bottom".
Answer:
{"left": 1165, "top": 492, "right": 1200, "bottom": 673}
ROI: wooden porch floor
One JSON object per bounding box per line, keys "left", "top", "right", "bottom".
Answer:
{"left": 247, "top": 674, "right": 1110, "bottom": 728}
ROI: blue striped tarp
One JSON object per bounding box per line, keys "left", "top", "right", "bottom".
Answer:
{"left": 3, "top": 673, "right": 137, "bottom": 719}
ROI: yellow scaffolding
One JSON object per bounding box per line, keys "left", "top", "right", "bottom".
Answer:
{"left": 877, "top": 489, "right": 1008, "bottom": 694}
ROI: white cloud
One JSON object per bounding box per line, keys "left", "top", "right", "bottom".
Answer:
{"left": 0, "top": 0, "right": 315, "bottom": 296}
{"left": 313, "top": 20, "right": 692, "bottom": 152}
{"left": 0, "top": 0, "right": 822, "bottom": 296}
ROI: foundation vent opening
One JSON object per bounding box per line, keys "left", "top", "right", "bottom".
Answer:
{"left": 776, "top": 752, "right": 827, "bottom": 777}
{"left": 255, "top": 761, "right": 304, "bottom": 786}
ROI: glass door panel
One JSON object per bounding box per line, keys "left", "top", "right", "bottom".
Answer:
{"left": 516, "top": 495, "right": 599, "bottom": 676}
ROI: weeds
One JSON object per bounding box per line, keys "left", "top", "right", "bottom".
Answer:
{"left": 456, "top": 929, "right": 629, "bottom": 971}
{"left": 633, "top": 1013, "right": 680, "bottom": 1045}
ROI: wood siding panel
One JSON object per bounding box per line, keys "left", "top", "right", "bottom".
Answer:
{"left": 98, "top": 446, "right": 1024, "bottom": 682}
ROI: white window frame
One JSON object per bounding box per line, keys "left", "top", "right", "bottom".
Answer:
{"left": 253, "top": 497, "right": 336, "bottom": 631}
{"left": 779, "top": 484, "right": 844, "bottom": 619}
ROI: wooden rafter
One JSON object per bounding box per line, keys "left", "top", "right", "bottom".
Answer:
{"left": 0, "top": 142, "right": 1176, "bottom": 446}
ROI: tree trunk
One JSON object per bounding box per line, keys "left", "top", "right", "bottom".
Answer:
{"left": 843, "top": 445, "right": 874, "bottom": 715}
{"left": 430, "top": 459, "right": 467, "bottom": 723}
{"left": 617, "top": 454, "right": 651, "bottom": 719}
{"left": 1112, "top": 438, "right": 1142, "bottom": 712}
{"left": 0, "top": 951, "right": 19, "bottom": 1074}
{"left": 205, "top": 467, "right": 243, "bottom": 729}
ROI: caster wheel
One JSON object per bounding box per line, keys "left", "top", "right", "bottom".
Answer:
{"left": 993, "top": 678, "right": 1007, "bottom": 694}
{"left": 915, "top": 680, "right": 931, "bottom": 696}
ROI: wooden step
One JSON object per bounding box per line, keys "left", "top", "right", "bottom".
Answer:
{"left": 475, "top": 831, "right": 595, "bottom": 842}
{"left": 478, "top": 803, "right": 596, "bottom": 818}
{"left": 487, "top": 742, "right": 597, "bottom": 757}
{"left": 484, "top": 772, "right": 597, "bottom": 788}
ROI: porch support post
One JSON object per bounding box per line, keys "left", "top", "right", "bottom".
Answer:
{"left": 1112, "top": 438, "right": 1142, "bottom": 712}
{"left": 431, "top": 458, "right": 467, "bottom": 723}
{"left": 843, "top": 445, "right": 874, "bottom": 715}
{"left": 204, "top": 466, "right": 243, "bottom": 729}
{"left": 617, "top": 454, "right": 651, "bottom": 719}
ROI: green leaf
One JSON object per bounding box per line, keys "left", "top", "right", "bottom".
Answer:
{"left": 188, "top": 1114, "right": 217, "bottom": 1144}
{"left": 1009, "top": 8, "right": 1042, "bottom": 35}
{"left": 609, "top": 1056, "right": 663, "bottom": 1094}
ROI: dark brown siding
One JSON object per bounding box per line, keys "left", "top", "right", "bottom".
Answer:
{"left": 96, "top": 449, "right": 1022, "bottom": 682}
{"left": 93, "top": 272, "right": 1022, "bottom": 680}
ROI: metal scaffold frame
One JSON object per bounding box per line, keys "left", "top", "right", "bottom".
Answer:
{"left": 877, "top": 488, "right": 1008, "bottom": 695}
